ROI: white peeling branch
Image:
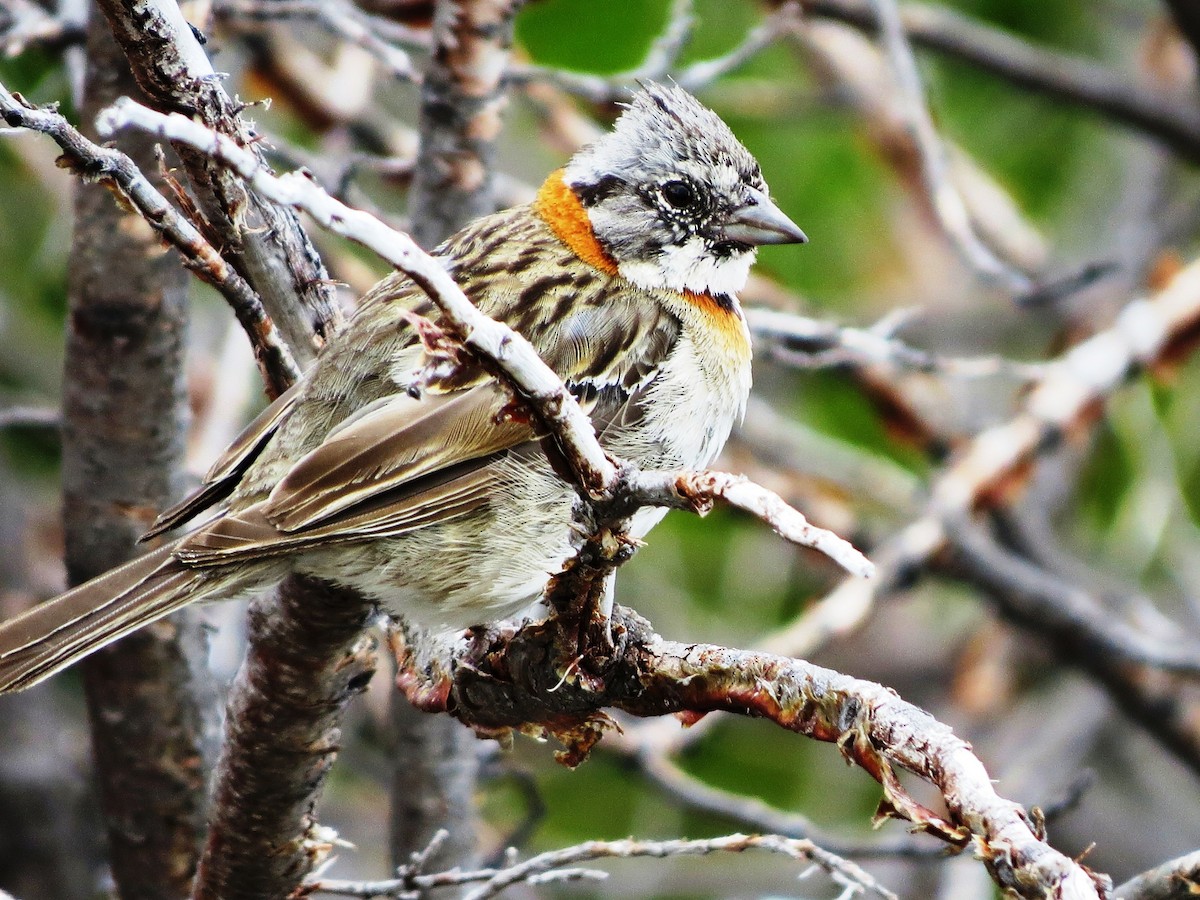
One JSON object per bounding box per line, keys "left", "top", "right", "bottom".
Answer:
{"left": 97, "top": 96, "right": 873, "bottom": 578}
{"left": 864, "top": 0, "right": 1034, "bottom": 295}
{"left": 748, "top": 306, "right": 1048, "bottom": 380}
{"left": 0, "top": 83, "right": 301, "bottom": 397}
{"left": 768, "top": 256, "right": 1200, "bottom": 661}
{"left": 214, "top": 0, "right": 420, "bottom": 81}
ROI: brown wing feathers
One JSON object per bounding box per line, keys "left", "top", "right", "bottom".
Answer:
{"left": 0, "top": 542, "right": 203, "bottom": 694}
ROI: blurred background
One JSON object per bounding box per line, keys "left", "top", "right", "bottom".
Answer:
{"left": 2, "top": 0, "right": 1200, "bottom": 897}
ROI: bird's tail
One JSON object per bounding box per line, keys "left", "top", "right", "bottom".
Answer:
{"left": 0, "top": 541, "right": 205, "bottom": 695}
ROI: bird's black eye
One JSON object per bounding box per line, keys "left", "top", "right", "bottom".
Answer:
{"left": 661, "top": 180, "right": 697, "bottom": 209}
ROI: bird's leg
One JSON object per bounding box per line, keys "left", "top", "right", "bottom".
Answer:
{"left": 386, "top": 619, "right": 455, "bottom": 714}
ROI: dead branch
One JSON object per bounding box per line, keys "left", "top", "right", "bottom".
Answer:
{"left": 435, "top": 602, "right": 1108, "bottom": 900}
{"left": 308, "top": 831, "right": 896, "bottom": 899}
{"left": 800, "top": 0, "right": 1200, "bottom": 161}
{"left": 0, "top": 83, "right": 301, "bottom": 397}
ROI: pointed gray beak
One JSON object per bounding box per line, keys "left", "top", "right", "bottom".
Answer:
{"left": 723, "top": 187, "right": 807, "bottom": 246}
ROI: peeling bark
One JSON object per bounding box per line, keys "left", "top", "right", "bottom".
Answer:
{"left": 192, "top": 576, "right": 377, "bottom": 900}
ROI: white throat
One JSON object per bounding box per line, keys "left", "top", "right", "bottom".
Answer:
{"left": 617, "top": 235, "right": 755, "bottom": 297}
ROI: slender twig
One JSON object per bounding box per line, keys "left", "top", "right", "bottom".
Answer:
{"left": 862, "top": 0, "right": 1032, "bottom": 294}
{"left": 627, "top": 744, "right": 946, "bottom": 859}
{"left": 676, "top": 2, "right": 802, "bottom": 92}
{"left": 308, "top": 832, "right": 896, "bottom": 900}
{"left": 802, "top": 0, "right": 1200, "bottom": 161}
{"left": 0, "top": 84, "right": 301, "bottom": 397}
{"left": 748, "top": 306, "right": 1048, "bottom": 380}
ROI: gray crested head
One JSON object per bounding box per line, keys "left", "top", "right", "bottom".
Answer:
{"left": 562, "top": 82, "right": 806, "bottom": 299}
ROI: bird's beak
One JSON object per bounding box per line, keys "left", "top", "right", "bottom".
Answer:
{"left": 723, "top": 187, "right": 808, "bottom": 246}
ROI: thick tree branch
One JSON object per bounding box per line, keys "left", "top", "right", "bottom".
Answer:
{"left": 191, "top": 576, "right": 377, "bottom": 900}
{"left": 62, "top": 18, "right": 207, "bottom": 897}
{"left": 91, "top": 0, "right": 342, "bottom": 364}
{"left": 439, "top": 603, "right": 1108, "bottom": 900}
{"left": 408, "top": 0, "right": 520, "bottom": 249}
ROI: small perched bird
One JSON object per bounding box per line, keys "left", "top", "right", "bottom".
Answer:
{"left": 0, "top": 83, "right": 806, "bottom": 694}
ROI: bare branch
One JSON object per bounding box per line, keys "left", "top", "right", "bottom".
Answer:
{"left": 946, "top": 522, "right": 1200, "bottom": 676}
{"left": 439, "top": 605, "right": 1109, "bottom": 899}
{"left": 0, "top": 83, "right": 301, "bottom": 396}
{"left": 1114, "top": 848, "right": 1200, "bottom": 900}
{"left": 747, "top": 306, "right": 1048, "bottom": 380}
{"left": 625, "top": 744, "right": 945, "bottom": 859}
{"left": 862, "top": 0, "right": 1033, "bottom": 294}
{"left": 408, "top": 0, "right": 521, "bottom": 248}
{"left": 212, "top": 0, "right": 433, "bottom": 51}
{"left": 308, "top": 832, "right": 896, "bottom": 900}
{"left": 96, "top": 95, "right": 617, "bottom": 487}
{"left": 942, "top": 522, "right": 1200, "bottom": 771}
{"left": 801, "top": 0, "right": 1200, "bottom": 160}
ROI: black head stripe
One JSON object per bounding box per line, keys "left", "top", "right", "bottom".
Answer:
{"left": 575, "top": 174, "right": 625, "bottom": 208}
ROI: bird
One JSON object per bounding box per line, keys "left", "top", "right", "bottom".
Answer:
{"left": 0, "top": 82, "right": 806, "bottom": 694}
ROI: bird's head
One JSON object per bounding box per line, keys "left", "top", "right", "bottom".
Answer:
{"left": 560, "top": 82, "right": 806, "bottom": 299}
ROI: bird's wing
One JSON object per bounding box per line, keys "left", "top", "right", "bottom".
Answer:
{"left": 142, "top": 380, "right": 305, "bottom": 540}
{"left": 175, "top": 311, "right": 679, "bottom": 567}
{"left": 174, "top": 382, "right": 528, "bottom": 564}
{"left": 171, "top": 205, "right": 683, "bottom": 565}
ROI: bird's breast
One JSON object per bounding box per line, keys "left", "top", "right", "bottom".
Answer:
{"left": 619, "top": 325, "right": 752, "bottom": 472}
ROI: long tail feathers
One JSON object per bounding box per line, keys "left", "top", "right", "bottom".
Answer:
{"left": 0, "top": 541, "right": 205, "bottom": 694}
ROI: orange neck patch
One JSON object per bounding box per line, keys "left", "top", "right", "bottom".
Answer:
{"left": 534, "top": 170, "right": 743, "bottom": 332}
{"left": 534, "top": 169, "right": 619, "bottom": 276}
{"left": 682, "top": 289, "right": 738, "bottom": 319}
